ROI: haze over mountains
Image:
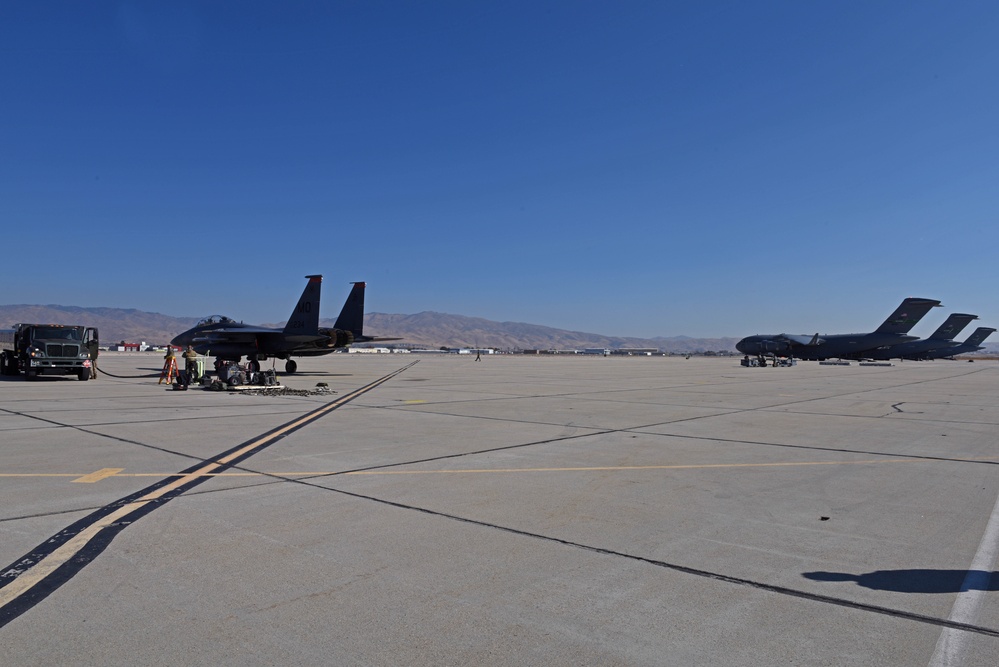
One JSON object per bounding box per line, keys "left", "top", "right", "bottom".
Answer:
{"left": 3, "top": 304, "right": 995, "bottom": 355}
{"left": 0, "top": 304, "right": 740, "bottom": 353}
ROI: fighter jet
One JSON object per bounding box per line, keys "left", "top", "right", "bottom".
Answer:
{"left": 171, "top": 276, "right": 399, "bottom": 373}
{"left": 860, "top": 312, "right": 978, "bottom": 361}
{"left": 919, "top": 327, "right": 996, "bottom": 360}
{"left": 736, "top": 297, "right": 942, "bottom": 365}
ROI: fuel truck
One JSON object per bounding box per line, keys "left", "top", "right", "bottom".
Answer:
{"left": 0, "top": 323, "right": 98, "bottom": 380}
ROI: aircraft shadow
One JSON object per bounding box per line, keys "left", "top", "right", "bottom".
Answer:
{"left": 803, "top": 569, "right": 999, "bottom": 594}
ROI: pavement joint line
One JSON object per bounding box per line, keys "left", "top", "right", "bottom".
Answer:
{"left": 0, "top": 407, "right": 217, "bottom": 466}
{"left": 641, "top": 430, "right": 999, "bottom": 467}
{"left": 272, "top": 474, "right": 999, "bottom": 640}
{"left": 0, "top": 361, "right": 418, "bottom": 629}
{"left": 3, "top": 361, "right": 995, "bottom": 641}
{"left": 353, "top": 399, "right": 999, "bottom": 470}
{"left": 374, "top": 364, "right": 993, "bottom": 413}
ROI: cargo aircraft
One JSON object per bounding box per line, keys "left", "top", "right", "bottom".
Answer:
{"left": 736, "top": 297, "right": 941, "bottom": 365}
{"left": 860, "top": 312, "right": 978, "bottom": 361}
{"left": 920, "top": 327, "right": 996, "bottom": 360}
{"left": 171, "top": 276, "right": 399, "bottom": 373}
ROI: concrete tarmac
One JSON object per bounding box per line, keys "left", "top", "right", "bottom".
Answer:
{"left": 1, "top": 353, "right": 998, "bottom": 665}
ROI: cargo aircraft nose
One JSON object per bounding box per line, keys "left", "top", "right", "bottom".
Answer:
{"left": 735, "top": 337, "right": 759, "bottom": 354}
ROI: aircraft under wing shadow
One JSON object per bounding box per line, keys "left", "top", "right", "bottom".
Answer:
{"left": 735, "top": 297, "right": 942, "bottom": 364}
{"left": 170, "top": 276, "right": 400, "bottom": 373}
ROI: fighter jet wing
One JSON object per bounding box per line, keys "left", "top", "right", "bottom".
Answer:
{"left": 354, "top": 336, "right": 405, "bottom": 343}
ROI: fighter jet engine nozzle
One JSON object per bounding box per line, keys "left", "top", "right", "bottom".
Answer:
{"left": 318, "top": 328, "right": 355, "bottom": 348}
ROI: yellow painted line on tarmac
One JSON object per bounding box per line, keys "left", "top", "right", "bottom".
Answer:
{"left": 0, "top": 500, "right": 152, "bottom": 608}
{"left": 6, "top": 455, "right": 998, "bottom": 483}
{"left": 72, "top": 468, "right": 124, "bottom": 483}
{"left": 0, "top": 362, "right": 418, "bottom": 627}
{"left": 0, "top": 474, "right": 83, "bottom": 478}
{"left": 2, "top": 463, "right": 278, "bottom": 609}
{"left": 403, "top": 400, "right": 427, "bottom": 404}
{"left": 0, "top": 367, "right": 416, "bottom": 616}
{"left": 344, "top": 459, "right": 935, "bottom": 475}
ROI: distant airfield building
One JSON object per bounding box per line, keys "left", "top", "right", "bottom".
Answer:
{"left": 109, "top": 341, "right": 150, "bottom": 352}
{"left": 408, "top": 348, "right": 495, "bottom": 355}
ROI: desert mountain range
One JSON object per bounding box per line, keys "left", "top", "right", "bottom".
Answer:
{"left": 4, "top": 305, "right": 996, "bottom": 355}
{"left": 0, "top": 304, "right": 740, "bottom": 353}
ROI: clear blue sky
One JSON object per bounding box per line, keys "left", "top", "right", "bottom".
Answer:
{"left": 3, "top": 2, "right": 997, "bottom": 338}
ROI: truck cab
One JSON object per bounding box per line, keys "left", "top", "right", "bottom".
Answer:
{"left": 0, "top": 324, "right": 98, "bottom": 380}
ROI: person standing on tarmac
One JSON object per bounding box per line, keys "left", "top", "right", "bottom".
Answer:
{"left": 86, "top": 337, "right": 99, "bottom": 378}
{"left": 183, "top": 345, "right": 199, "bottom": 382}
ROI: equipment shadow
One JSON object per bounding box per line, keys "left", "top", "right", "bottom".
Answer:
{"left": 803, "top": 569, "right": 999, "bottom": 594}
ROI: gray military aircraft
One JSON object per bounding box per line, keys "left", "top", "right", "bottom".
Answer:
{"left": 860, "top": 312, "right": 978, "bottom": 361}
{"left": 171, "top": 276, "right": 399, "bottom": 373}
{"left": 736, "top": 297, "right": 942, "bottom": 365}
{"left": 919, "top": 327, "right": 996, "bottom": 360}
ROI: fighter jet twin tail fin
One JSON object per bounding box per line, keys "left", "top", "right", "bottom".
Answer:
{"left": 282, "top": 275, "right": 323, "bottom": 337}
{"left": 280, "top": 276, "right": 373, "bottom": 340}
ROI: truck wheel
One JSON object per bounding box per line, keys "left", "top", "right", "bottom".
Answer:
{"left": 26, "top": 369, "right": 38, "bottom": 380}
{"left": 78, "top": 369, "right": 90, "bottom": 381}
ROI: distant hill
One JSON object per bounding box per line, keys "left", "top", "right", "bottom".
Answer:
{"left": 3, "top": 304, "right": 996, "bottom": 355}
{"left": 0, "top": 304, "right": 741, "bottom": 352}
{"left": 355, "top": 312, "right": 740, "bottom": 353}
{"left": 0, "top": 305, "right": 200, "bottom": 346}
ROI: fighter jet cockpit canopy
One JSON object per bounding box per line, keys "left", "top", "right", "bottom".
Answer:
{"left": 196, "top": 315, "right": 237, "bottom": 327}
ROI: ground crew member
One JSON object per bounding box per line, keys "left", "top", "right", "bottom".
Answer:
{"left": 183, "top": 345, "right": 199, "bottom": 382}
{"left": 86, "top": 337, "right": 99, "bottom": 378}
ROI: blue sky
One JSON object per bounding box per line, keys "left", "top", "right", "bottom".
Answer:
{"left": 2, "top": 2, "right": 997, "bottom": 338}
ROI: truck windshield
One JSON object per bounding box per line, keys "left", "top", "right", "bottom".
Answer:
{"left": 32, "top": 327, "right": 82, "bottom": 341}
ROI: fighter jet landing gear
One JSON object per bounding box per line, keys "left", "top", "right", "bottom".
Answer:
{"left": 285, "top": 359, "right": 298, "bottom": 374}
